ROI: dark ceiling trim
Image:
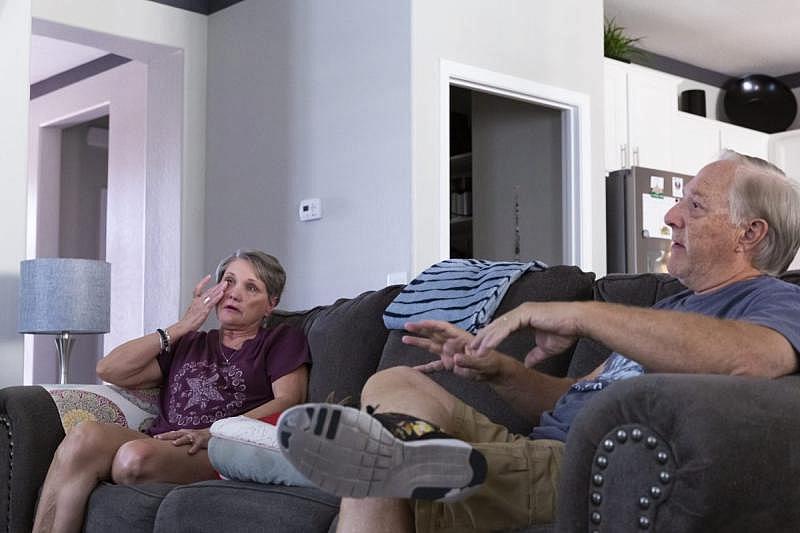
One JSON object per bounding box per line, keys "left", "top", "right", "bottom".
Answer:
{"left": 30, "top": 54, "right": 131, "bottom": 100}
{"left": 631, "top": 47, "right": 800, "bottom": 90}
{"left": 630, "top": 47, "right": 732, "bottom": 88}
{"left": 207, "top": 0, "right": 245, "bottom": 14}
{"left": 145, "top": 0, "right": 245, "bottom": 15}
{"left": 778, "top": 72, "right": 800, "bottom": 89}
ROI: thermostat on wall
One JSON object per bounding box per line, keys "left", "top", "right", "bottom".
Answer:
{"left": 299, "top": 198, "right": 322, "bottom": 221}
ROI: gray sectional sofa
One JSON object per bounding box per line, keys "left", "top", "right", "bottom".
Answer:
{"left": 2, "top": 265, "right": 800, "bottom": 532}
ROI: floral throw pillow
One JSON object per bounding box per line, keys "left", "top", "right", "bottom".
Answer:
{"left": 43, "top": 384, "right": 160, "bottom": 433}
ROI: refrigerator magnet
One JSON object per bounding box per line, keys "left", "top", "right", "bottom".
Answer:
{"left": 650, "top": 176, "right": 665, "bottom": 196}
{"left": 672, "top": 177, "right": 684, "bottom": 198}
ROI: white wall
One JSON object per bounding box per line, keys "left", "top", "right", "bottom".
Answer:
{"left": 0, "top": 0, "right": 207, "bottom": 385}
{"left": 0, "top": 0, "right": 31, "bottom": 388}
{"left": 205, "top": 0, "right": 412, "bottom": 310}
{"left": 410, "top": 0, "right": 606, "bottom": 275}
{"left": 31, "top": 0, "right": 208, "bottom": 316}
{"left": 27, "top": 61, "right": 148, "bottom": 384}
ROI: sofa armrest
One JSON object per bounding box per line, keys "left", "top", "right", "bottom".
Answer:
{"left": 0, "top": 385, "right": 65, "bottom": 532}
{"left": 556, "top": 373, "right": 800, "bottom": 532}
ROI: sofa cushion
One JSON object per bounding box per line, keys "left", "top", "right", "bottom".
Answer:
{"left": 567, "top": 271, "right": 800, "bottom": 376}
{"left": 83, "top": 482, "right": 175, "bottom": 533}
{"left": 378, "top": 266, "right": 596, "bottom": 436}
{"left": 568, "top": 273, "right": 687, "bottom": 378}
{"left": 153, "top": 481, "right": 339, "bottom": 533}
{"left": 267, "top": 285, "right": 402, "bottom": 404}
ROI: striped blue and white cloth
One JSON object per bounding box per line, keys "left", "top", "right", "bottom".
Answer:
{"left": 383, "top": 258, "right": 546, "bottom": 333}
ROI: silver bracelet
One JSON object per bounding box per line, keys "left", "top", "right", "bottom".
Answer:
{"left": 156, "top": 328, "right": 171, "bottom": 353}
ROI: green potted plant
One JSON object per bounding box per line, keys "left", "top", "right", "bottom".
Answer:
{"left": 604, "top": 17, "right": 645, "bottom": 63}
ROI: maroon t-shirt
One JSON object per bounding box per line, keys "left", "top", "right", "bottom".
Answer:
{"left": 146, "top": 323, "right": 310, "bottom": 436}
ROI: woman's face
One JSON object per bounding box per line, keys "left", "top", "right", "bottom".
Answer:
{"left": 216, "top": 258, "right": 276, "bottom": 330}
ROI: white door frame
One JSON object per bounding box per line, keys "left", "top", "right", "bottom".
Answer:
{"left": 439, "top": 60, "right": 592, "bottom": 267}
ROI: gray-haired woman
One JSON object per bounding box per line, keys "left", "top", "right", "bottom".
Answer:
{"left": 33, "top": 250, "right": 310, "bottom": 533}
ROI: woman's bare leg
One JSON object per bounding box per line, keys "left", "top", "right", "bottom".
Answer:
{"left": 33, "top": 422, "right": 219, "bottom": 533}
{"left": 33, "top": 422, "right": 147, "bottom": 533}
{"left": 111, "top": 437, "right": 217, "bottom": 485}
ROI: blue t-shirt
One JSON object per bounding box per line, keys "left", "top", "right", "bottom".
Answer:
{"left": 530, "top": 275, "right": 800, "bottom": 441}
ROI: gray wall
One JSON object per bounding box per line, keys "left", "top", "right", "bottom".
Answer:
{"left": 205, "top": 0, "right": 411, "bottom": 310}
{"left": 472, "top": 92, "right": 563, "bottom": 265}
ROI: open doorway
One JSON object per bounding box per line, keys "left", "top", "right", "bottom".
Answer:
{"left": 26, "top": 22, "right": 185, "bottom": 385}
{"left": 449, "top": 86, "right": 563, "bottom": 264}
{"left": 439, "top": 61, "right": 592, "bottom": 270}
{"left": 53, "top": 115, "right": 109, "bottom": 381}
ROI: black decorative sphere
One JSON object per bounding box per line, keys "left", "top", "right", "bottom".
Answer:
{"left": 723, "top": 74, "right": 797, "bottom": 133}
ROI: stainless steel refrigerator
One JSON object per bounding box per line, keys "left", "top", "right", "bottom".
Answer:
{"left": 606, "top": 166, "right": 694, "bottom": 274}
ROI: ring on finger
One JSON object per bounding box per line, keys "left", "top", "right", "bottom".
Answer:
{"left": 202, "top": 296, "right": 211, "bottom": 304}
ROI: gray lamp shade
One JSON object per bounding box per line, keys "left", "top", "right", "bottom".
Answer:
{"left": 18, "top": 258, "right": 111, "bottom": 334}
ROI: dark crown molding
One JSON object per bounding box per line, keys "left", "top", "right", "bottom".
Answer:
{"left": 146, "top": 0, "right": 244, "bottom": 15}
{"left": 630, "top": 47, "right": 800, "bottom": 90}
{"left": 30, "top": 54, "right": 131, "bottom": 100}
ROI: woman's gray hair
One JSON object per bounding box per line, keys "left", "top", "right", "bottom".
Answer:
{"left": 721, "top": 150, "right": 800, "bottom": 275}
{"left": 215, "top": 249, "right": 286, "bottom": 305}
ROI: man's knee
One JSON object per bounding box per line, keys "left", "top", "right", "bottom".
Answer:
{"left": 111, "top": 439, "right": 159, "bottom": 485}
{"left": 362, "top": 366, "right": 429, "bottom": 401}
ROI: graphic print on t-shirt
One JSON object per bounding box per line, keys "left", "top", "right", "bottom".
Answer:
{"left": 167, "top": 360, "right": 247, "bottom": 427}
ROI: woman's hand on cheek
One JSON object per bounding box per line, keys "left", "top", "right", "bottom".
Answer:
{"left": 180, "top": 276, "right": 227, "bottom": 331}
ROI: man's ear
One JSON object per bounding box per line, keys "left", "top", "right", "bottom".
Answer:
{"left": 738, "top": 218, "right": 769, "bottom": 252}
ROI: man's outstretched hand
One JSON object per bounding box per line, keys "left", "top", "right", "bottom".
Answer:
{"left": 403, "top": 320, "right": 505, "bottom": 382}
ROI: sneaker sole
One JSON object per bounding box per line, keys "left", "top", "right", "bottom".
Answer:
{"left": 277, "top": 403, "right": 486, "bottom": 501}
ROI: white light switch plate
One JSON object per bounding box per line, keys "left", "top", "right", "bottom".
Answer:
{"left": 386, "top": 271, "right": 408, "bottom": 285}
{"left": 299, "top": 198, "right": 322, "bottom": 221}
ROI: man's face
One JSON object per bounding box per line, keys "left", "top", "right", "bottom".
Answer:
{"left": 664, "top": 160, "right": 742, "bottom": 291}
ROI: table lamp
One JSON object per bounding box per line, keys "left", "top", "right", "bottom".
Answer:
{"left": 18, "top": 258, "right": 111, "bottom": 384}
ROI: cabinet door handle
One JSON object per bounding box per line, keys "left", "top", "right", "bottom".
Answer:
{"left": 620, "top": 145, "right": 628, "bottom": 169}
{"left": 633, "top": 147, "right": 640, "bottom": 167}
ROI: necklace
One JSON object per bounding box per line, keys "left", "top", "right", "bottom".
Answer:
{"left": 217, "top": 330, "right": 240, "bottom": 366}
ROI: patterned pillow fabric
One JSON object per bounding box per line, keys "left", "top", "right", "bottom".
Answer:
{"left": 43, "top": 384, "right": 160, "bottom": 433}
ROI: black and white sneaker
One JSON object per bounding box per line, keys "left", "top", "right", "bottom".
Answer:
{"left": 277, "top": 403, "right": 487, "bottom": 502}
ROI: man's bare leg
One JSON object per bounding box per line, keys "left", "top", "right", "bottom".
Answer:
{"left": 336, "top": 498, "right": 412, "bottom": 533}
{"left": 360, "top": 366, "right": 458, "bottom": 430}
{"left": 315, "top": 366, "right": 464, "bottom": 533}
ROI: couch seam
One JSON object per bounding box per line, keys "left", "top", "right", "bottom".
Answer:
{"left": 167, "top": 483, "right": 340, "bottom": 508}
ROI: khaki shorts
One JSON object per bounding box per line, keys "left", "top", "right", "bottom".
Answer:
{"left": 413, "top": 399, "right": 564, "bottom": 533}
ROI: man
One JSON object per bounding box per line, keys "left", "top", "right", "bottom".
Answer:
{"left": 278, "top": 151, "right": 800, "bottom": 533}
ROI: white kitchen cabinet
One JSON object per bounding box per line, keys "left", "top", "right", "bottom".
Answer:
{"left": 770, "top": 130, "right": 800, "bottom": 179}
{"left": 669, "top": 112, "right": 769, "bottom": 175}
{"left": 603, "top": 59, "right": 629, "bottom": 171}
{"left": 773, "top": 130, "right": 800, "bottom": 270}
{"left": 720, "top": 123, "right": 769, "bottom": 160}
{"left": 670, "top": 112, "right": 720, "bottom": 175}
{"left": 604, "top": 59, "right": 678, "bottom": 172}
{"left": 626, "top": 66, "right": 676, "bottom": 170}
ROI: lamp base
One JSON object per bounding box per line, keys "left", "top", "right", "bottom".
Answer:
{"left": 54, "top": 332, "right": 75, "bottom": 385}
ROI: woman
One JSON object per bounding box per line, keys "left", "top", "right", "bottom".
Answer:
{"left": 33, "top": 250, "right": 310, "bottom": 533}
